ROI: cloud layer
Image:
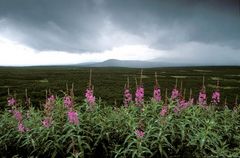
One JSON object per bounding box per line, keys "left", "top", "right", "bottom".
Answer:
{"left": 0, "top": 0, "right": 239, "bottom": 65}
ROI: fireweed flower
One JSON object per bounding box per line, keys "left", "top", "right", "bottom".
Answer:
{"left": 18, "top": 122, "right": 25, "bottom": 132}
{"left": 198, "top": 91, "right": 207, "bottom": 106}
{"left": 68, "top": 111, "right": 79, "bottom": 125}
{"left": 171, "top": 88, "right": 179, "bottom": 100}
{"left": 64, "top": 96, "right": 73, "bottom": 109}
{"left": 17, "top": 122, "right": 29, "bottom": 132}
{"left": 85, "top": 88, "right": 96, "bottom": 106}
{"left": 13, "top": 110, "right": 23, "bottom": 122}
{"left": 8, "top": 97, "right": 16, "bottom": 106}
{"left": 42, "top": 117, "right": 52, "bottom": 128}
{"left": 135, "top": 129, "right": 145, "bottom": 138}
{"left": 212, "top": 91, "right": 220, "bottom": 104}
{"left": 178, "top": 99, "right": 189, "bottom": 110}
{"left": 173, "top": 106, "right": 180, "bottom": 114}
{"left": 160, "top": 105, "right": 168, "bottom": 116}
{"left": 48, "top": 95, "right": 56, "bottom": 102}
{"left": 135, "top": 86, "right": 144, "bottom": 107}
{"left": 153, "top": 72, "right": 161, "bottom": 102}
{"left": 123, "top": 88, "right": 132, "bottom": 107}
{"left": 153, "top": 87, "right": 161, "bottom": 102}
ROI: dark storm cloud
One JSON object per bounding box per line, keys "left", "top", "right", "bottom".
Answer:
{"left": 0, "top": 0, "right": 239, "bottom": 52}
{"left": 0, "top": 0, "right": 108, "bottom": 52}
{"left": 103, "top": 0, "right": 240, "bottom": 49}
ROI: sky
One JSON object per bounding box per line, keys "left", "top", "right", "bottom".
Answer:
{"left": 0, "top": 0, "right": 240, "bottom": 66}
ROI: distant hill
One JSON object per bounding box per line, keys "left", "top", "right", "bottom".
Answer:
{"left": 76, "top": 59, "right": 190, "bottom": 68}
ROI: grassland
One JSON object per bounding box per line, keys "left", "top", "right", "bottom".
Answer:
{"left": 0, "top": 66, "right": 240, "bottom": 108}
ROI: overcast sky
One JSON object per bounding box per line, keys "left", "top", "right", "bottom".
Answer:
{"left": 0, "top": 0, "right": 239, "bottom": 66}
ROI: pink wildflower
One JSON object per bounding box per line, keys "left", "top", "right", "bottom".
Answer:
{"left": 173, "top": 106, "right": 180, "bottom": 114}
{"left": 48, "top": 95, "right": 56, "bottom": 102}
{"left": 68, "top": 111, "right": 79, "bottom": 125}
{"left": 153, "top": 87, "right": 161, "bottom": 102}
{"left": 171, "top": 88, "right": 179, "bottom": 100}
{"left": 198, "top": 91, "right": 207, "bottom": 106}
{"left": 160, "top": 105, "right": 168, "bottom": 116}
{"left": 13, "top": 110, "right": 23, "bottom": 122}
{"left": 179, "top": 99, "right": 189, "bottom": 109}
{"left": 8, "top": 97, "right": 16, "bottom": 106}
{"left": 85, "top": 88, "right": 96, "bottom": 106}
{"left": 64, "top": 96, "right": 73, "bottom": 109}
{"left": 212, "top": 91, "right": 220, "bottom": 104}
{"left": 135, "top": 86, "right": 144, "bottom": 107}
{"left": 18, "top": 122, "right": 29, "bottom": 132}
{"left": 18, "top": 122, "right": 25, "bottom": 132}
{"left": 123, "top": 88, "right": 132, "bottom": 107}
{"left": 135, "top": 129, "right": 145, "bottom": 138}
{"left": 42, "top": 117, "right": 52, "bottom": 128}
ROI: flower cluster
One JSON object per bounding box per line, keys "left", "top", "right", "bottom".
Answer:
{"left": 8, "top": 97, "right": 16, "bottom": 106}
{"left": 160, "top": 105, "right": 168, "bottom": 116}
{"left": 13, "top": 110, "right": 23, "bottom": 121}
{"left": 198, "top": 91, "right": 207, "bottom": 106}
{"left": 63, "top": 86, "right": 79, "bottom": 125}
{"left": 7, "top": 94, "right": 28, "bottom": 132}
{"left": 153, "top": 72, "right": 161, "bottom": 102}
{"left": 135, "top": 86, "right": 144, "bottom": 107}
{"left": 42, "top": 117, "right": 52, "bottom": 128}
{"left": 42, "top": 94, "right": 56, "bottom": 128}
{"left": 12, "top": 110, "right": 29, "bottom": 132}
{"left": 135, "top": 129, "right": 145, "bottom": 138}
{"left": 85, "top": 88, "right": 96, "bottom": 106}
{"left": 153, "top": 87, "right": 161, "bottom": 102}
{"left": 67, "top": 111, "right": 79, "bottom": 125}
{"left": 123, "top": 88, "right": 132, "bottom": 107}
{"left": 171, "top": 88, "right": 179, "bottom": 100}
{"left": 212, "top": 91, "right": 220, "bottom": 104}
{"left": 18, "top": 122, "right": 27, "bottom": 132}
{"left": 174, "top": 94, "right": 194, "bottom": 114}
{"left": 64, "top": 95, "right": 73, "bottom": 109}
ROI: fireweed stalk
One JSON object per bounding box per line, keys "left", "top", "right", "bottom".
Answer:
{"left": 198, "top": 76, "right": 207, "bottom": 106}
{"left": 152, "top": 72, "right": 161, "bottom": 102}
{"left": 7, "top": 91, "right": 28, "bottom": 132}
{"left": 42, "top": 90, "right": 56, "bottom": 128}
{"left": 174, "top": 88, "right": 187, "bottom": 114}
{"left": 65, "top": 84, "right": 79, "bottom": 125}
{"left": 175, "top": 89, "right": 193, "bottom": 113}
{"left": 25, "top": 89, "right": 31, "bottom": 107}
{"left": 160, "top": 89, "right": 168, "bottom": 117}
{"left": 224, "top": 98, "right": 228, "bottom": 108}
{"left": 123, "top": 77, "right": 132, "bottom": 107}
{"left": 135, "top": 120, "right": 145, "bottom": 138}
{"left": 171, "top": 78, "right": 179, "bottom": 100}
{"left": 85, "top": 69, "right": 96, "bottom": 109}
{"left": 135, "top": 69, "right": 144, "bottom": 107}
{"left": 24, "top": 89, "right": 32, "bottom": 119}
{"left": 67, "top": 110, "right": 79, "bottom": 125}
{"left": 188, "top": 88, "right": 194, "bottom": 106}
{"left": 211, "top": 80, "right": 220, "bottom": 105}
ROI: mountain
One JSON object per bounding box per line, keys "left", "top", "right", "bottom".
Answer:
{"left": 77, "top": 59, "right": 189, "bottom": 68}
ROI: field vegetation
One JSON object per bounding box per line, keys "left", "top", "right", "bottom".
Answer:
{"left": 0, "top": 66, "right": 240, "bottom": 157}
{"left": 0, "top": 66, "right": 240, "bottom": 108}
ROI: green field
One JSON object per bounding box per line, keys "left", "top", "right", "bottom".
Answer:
{"left": 0, "top": 66, "right": 240, "bottom": 108}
